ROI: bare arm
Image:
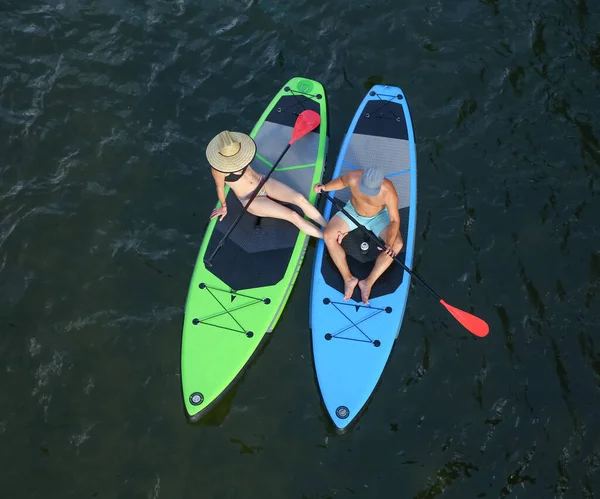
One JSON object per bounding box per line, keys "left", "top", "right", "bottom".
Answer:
{"left": 210, "top": 168, "right": 227, "bottom": 207}
{"left": 209, "top": 168, "right": 229, "bottom": 221}
{"left": 383, "top": 181, "right": 401, "bottom": 248}
{"left": 314, "top": 172, "right": 350, "bottom": 193}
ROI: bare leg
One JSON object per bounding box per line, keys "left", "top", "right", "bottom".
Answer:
{"left": 263, "top": 177, "right": 327, "bottom": 227}
{"left": 244, "top": 196, "right": 323, "bottom": 239}
{"left": 323, "top": 215, "right": 358, "bottom": 300}
{"left": 336, "top": 231, "right": 349, "bottom": 244}
{"left": 358, "top": 227, "right": 404, "bottom": 304}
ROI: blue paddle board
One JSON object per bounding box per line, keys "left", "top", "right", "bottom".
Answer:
{"left": 310, "top": 84, "right": 417, "bottom": 432}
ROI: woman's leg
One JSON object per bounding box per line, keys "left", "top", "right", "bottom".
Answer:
{"left": 244, "top": 196, "right": 323, "bottom": 239}
{"left": 263, "top": 178, "right": 327, "bottom": 227}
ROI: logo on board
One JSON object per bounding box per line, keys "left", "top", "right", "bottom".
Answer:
{"left": 297, "top": 79, "right": 314, "bottom": 94}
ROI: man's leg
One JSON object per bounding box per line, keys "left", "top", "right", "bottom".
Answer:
{"left": 358, "top": 224, "right": 404, "bottom": 305}
{"left": 323, "top": 214, "right": 359, "bottom": 300}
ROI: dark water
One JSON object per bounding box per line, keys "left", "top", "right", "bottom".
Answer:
{"left": 1, "top": 0, "right": 600, "bottom": 497}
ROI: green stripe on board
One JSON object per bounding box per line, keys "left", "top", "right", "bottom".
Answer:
{"left": 256, "top": 154, "right": 316, "bottom": 172}
{"left": 256, "top": 153, "right": 273, "bottom": 167}
{"left": 275, "top": 163, "right": 316, "bottom": 171}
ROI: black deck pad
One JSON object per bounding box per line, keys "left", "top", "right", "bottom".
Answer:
{"left": 354, "top": 100, "right": 408, "bottom": 140}
{"left": 205, "top": 192, "right": 306, "bottom": 290}
{"left": 265, "top": 95, "right": 322, "bottom": 134}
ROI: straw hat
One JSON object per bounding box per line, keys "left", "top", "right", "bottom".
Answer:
{"left": 206, "top": 130, "right": 257, "bottom": 173}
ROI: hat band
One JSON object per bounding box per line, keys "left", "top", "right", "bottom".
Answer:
{"left": 218, "top": 142, "right": 241, "bottom": 157}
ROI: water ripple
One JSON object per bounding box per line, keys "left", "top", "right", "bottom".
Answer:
{"left": 1, "top": 0, "right": 600, "bottom": 498}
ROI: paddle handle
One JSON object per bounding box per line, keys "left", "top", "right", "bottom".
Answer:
{"left": 322, "top": 192, "right": 441, "bottom": 300}
{"left": 205, "top": 143, "right": 291, "bottom": 266}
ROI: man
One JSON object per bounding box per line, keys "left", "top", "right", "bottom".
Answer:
{"left": 314, "top": 167, "right": 403, "bottom": 305}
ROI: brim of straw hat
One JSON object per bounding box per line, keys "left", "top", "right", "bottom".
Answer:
{"left": 206, "top": 132, "right": 257, "bottom": 173}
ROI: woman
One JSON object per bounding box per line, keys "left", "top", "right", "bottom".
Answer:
{"left": 206, "top": 130, "right": 327, "bottom": 238}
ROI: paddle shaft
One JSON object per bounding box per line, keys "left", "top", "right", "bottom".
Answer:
{"left": 205, "top": 142, "right": 291, "bottom": 266}
{"left": 322, "top": 192, "right": 442, "bottom": 301}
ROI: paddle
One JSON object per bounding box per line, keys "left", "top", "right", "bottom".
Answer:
{"left": 321, "top": 192, "right": 489, "bottom": 337}
{"left": 205, "top": 109, "right": 321, "bottom": 267}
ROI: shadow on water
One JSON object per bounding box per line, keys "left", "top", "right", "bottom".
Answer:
{"left": 192, "top": 385, "right": 239, "bottom": 427}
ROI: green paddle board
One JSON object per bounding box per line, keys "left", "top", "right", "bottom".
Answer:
{"left": 181, "top": 77, "right": 328, "bottom": 421}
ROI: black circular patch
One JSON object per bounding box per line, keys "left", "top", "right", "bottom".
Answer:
{"left": 192, "top": 318, "right": 200, "bottom": 325}
{"left": 323, "top": 298, "right": 331, "bottom": 305}
{"left": 189, "top": 392, "right": 204, "bottom": 406}
{"left": 397, "top": 94, "right": 403, "bottom": 100}
{"left": 385, "top": 307, "right": 392, "bottom": 314}
{"left": 325, "top": 333, "right": 332, "bottom": 341}
{"left": 284, "top": 86, "right": 290, "bottom": 91}
{"left": 246, "top": 331, "right": 254, "bottom": 338}
{"left": 199, "top": 283, "right": 206, "bottom": 289}
{"left": 316, "top": 93, "right": 322, "bottom": 99}
{"left": 370, "top": 91, "right": 376, "bottom": 96}
{"left": 336, "top": 406, "right": 350, "bottom": 419}
{"left": 374, "top": 340, "right": 381, "bottom": 347}
{"left": 263, "top": 298, "right": 271, "bottom": 304}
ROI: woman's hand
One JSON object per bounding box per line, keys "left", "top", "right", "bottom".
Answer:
{"left": 210, "top": 205, "right": 227, "bottom": 221}
{"left": 313, "top": 183, "right": 325, "bottom": 194}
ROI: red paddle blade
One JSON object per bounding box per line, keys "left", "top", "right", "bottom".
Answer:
{"left": 290, "top": 110, "right": 320, "bottom": 144}
{"left": 440, "top": 299, "right": 489, "bottom": 337}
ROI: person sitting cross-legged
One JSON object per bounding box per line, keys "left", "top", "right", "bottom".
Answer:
{"left": 313, "top": 167, "right": 403, "bottom": 305}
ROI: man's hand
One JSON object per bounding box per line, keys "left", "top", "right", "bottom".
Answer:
{"left": 378, "top": 235, "right": 403, "bottom": 258}
{"left": 313, "top": 183, "right": 325, "bottom": 194}
{"left": 377, "top": 243, "right": 397, "bottom": 258}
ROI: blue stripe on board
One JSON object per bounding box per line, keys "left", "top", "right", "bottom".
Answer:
{"left": 343, "top": 161, "right": 410, "bottom": 178}
{"left": 386, "top": 169, "right": 411, "bottom": 177}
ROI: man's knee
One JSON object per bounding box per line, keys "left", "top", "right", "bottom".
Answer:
{"left": 323, "top": 225, "right": 338, "bottom": 243}
{"left": 325, "top": 221, "right": 348, "bottom": 245}
{"left": 393, "top": 237, "right": 404, "bottom": 252}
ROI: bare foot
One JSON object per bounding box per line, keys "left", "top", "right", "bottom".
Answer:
{"left": 337, "top": 231, "right": 349, "bottom": 244}
{"left": 343, "top": 276, "right": 359, "bottom": 300}
{"left": 358, "top": 280, "right": 373, "bottom": 305}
